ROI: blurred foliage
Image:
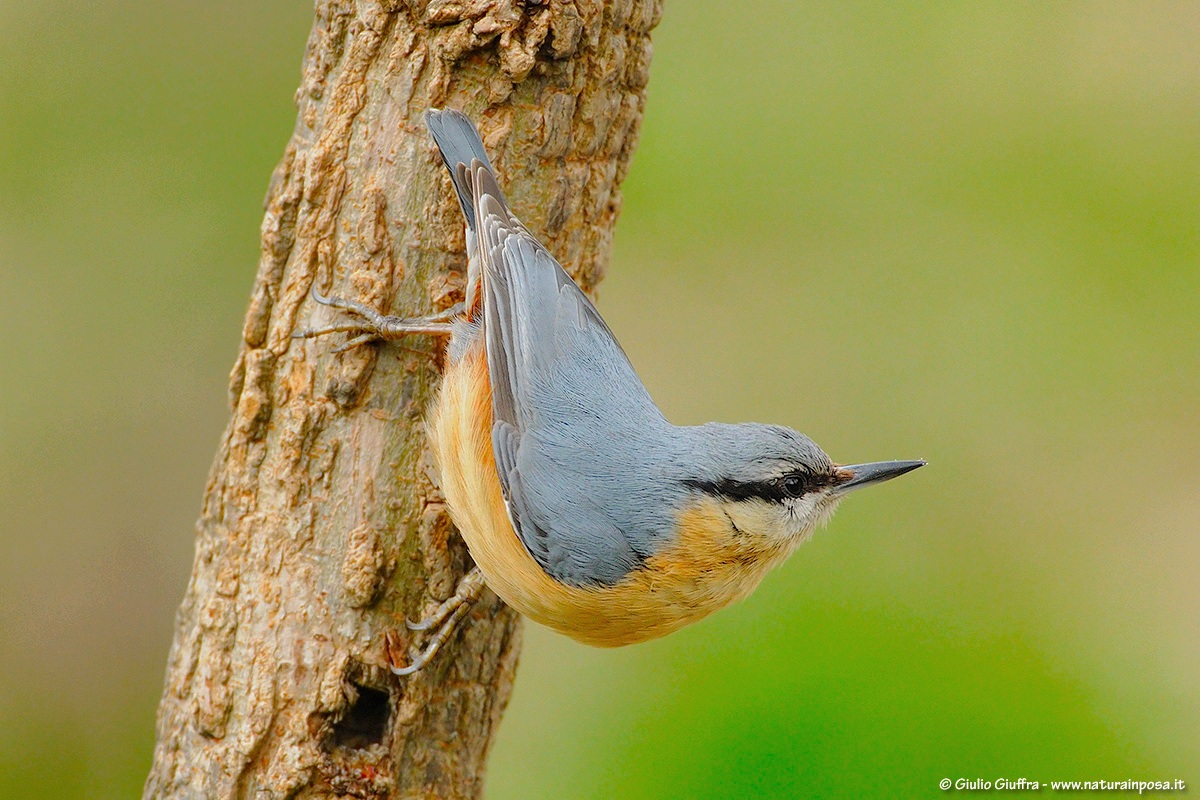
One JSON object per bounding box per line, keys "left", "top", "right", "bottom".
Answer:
{"left": 1, "top": 2, "right": 1196, "bottom": 798}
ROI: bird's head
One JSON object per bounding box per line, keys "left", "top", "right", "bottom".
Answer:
{"left": 684, "top": 423, "right": 924, "bottom": 546}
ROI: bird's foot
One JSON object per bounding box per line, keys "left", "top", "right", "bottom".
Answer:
{"left": 389, "top": 568, "right": 487, "bottom": 677}
{"left": 293, "top": 291, "right": 463, "bottom": 352}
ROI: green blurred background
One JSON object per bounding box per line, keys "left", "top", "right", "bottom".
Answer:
{"left": 2, "top": 2, "right": 1196, "bottom": 797}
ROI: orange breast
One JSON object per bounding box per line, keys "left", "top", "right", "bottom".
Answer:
{"left": 428, "top": 341, "right": 789, "bottom": 647}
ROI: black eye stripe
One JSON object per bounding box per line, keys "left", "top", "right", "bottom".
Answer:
{"left": 683, "top": 471, "right": 829, "bottom": 503}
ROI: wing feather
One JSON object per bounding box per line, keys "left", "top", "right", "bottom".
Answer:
{"left": 468, "top": 159, "right": 670, "bottom": 586}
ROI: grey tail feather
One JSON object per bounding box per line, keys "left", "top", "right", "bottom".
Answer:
{"left": 424, "top": 108, "right": 505, "bottom": 231}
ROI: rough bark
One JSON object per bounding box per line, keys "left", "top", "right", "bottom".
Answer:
{"left": 145, "top": 1, "right": 660, "bottom": 797}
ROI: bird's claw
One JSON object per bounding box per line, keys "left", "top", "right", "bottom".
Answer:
{"left": 389, "top": 648, "right": 429, "bottom": 677}
{"left": 333, "top": 333, "right": 380, "bottom": 354}
{"left": 294, "top": 289, "right": 459, "bottom": 349}
{"left": 388, "top": 568, "right": 487, "bottom": 678}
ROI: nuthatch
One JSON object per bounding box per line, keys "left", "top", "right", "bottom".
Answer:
{"left": 298, "top": 110, "right": 924, "bottom": 674}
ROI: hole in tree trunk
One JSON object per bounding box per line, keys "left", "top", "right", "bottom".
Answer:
{"left": 330, "top": 683, "right": 391, "bottom": 749}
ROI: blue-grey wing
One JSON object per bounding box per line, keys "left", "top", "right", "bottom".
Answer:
{"left": 470, "top": 163, "right": 673, "bottom": 587}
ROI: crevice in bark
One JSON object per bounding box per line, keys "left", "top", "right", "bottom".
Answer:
{"left": 329, "top": 683, "right": 392, "bottom": 751}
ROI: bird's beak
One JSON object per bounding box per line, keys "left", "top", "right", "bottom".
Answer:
{"left": 831, "top": 460, "right": 926, "bottom": 496}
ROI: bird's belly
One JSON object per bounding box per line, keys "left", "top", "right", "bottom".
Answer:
{"left": 429, "top": 343, "right": 786, "bottom": 647}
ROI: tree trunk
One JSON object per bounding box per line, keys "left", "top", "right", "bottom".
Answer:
{"left": 144, "top": 1, "right": 660, "bottom": 797}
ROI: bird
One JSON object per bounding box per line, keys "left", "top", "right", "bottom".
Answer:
{"left": 296, "top": 109, "right": 925, "bottom": 675}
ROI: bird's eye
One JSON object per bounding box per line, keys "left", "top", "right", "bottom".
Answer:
{"left": 780, "top": 474, "right": 809, "bottom": 498}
